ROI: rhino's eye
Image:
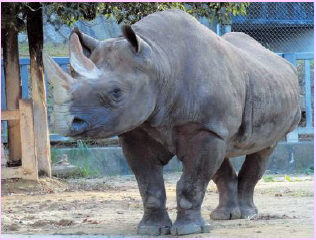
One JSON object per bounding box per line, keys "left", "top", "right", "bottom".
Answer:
{"left": 110, "top": 88, "right": 122, "bottom": 99}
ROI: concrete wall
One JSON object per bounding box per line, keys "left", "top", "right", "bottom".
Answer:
{"left": 51, "top": 142, "right": 314, "bottom": 176}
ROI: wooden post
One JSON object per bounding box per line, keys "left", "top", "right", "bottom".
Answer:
{"left": 19, "top": 99, "right": 38, "bottom": 181}
{"left": 27, "top": 3, "right": 52, "bottom": 177}
{"left": 2, "top": 4, "right": 22, "bottom": 162}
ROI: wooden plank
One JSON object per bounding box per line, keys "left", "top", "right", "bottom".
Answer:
{"left": 3, "top": 20, "right": 22, "bottom": 162}
{"left": 27, "top": 4, "right": 52, "bottom": 178}
{"left": 19, "top": 99, "right": 38, "bottom": 181}
{"left": 1, "top": 167, "right": 23, "bottom": 179}
{"left": 304, "top": 60, "right": 313, "bottom": 128}
{"left": 1, "top": 110, "right": 20, "bottom": 120}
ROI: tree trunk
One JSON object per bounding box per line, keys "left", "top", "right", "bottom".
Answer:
{"left": 2, "top": 5, "right": 22, "bottom": 163}
{"left": 27, "top": 3, "right": 52, "bottom": 177}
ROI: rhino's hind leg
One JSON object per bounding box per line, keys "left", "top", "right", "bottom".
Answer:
{"left": 237, "top": 146, "right": 275, "bottom": 218}
{"left": 210, "top": 158, "right": 241, "bottom": 220}
{"left": 171, "top": 130, "right": 226, "bottom": 235}
{"left": 120, "top": 129, "right": 174, "bottom": 236}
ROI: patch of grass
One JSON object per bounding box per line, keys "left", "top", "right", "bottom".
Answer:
{"left": 263, "top": 176, "right": 275, "bottom": 182}
{"left": 305, "top": 166, "right": 314, "bottom": 175}
{"left": 284, "top": 175, "right": 292, "bottom": 182}
{"left": 43, "top": 42, "right": 68, "bottom": 57}
{"left": 67, "top": 140, "right": 101, "bottom": 178}
{"left": 51, "top": 142, "right": 101, "bottom": 179}
{"left": 13, "top": 42, "right": 69, "bottom": 58}
{"left": 76, "top": 166, "right": 100, "bottom": 178}
{"left": 50, "top": 148, "right": 62, "bottom": 164}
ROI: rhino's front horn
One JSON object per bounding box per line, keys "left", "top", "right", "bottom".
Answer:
{"left": 43, "top": 53, "right": 74, "bottom": 104}
{"left": 69, "top": 33, "right": 102, "bottom": 79}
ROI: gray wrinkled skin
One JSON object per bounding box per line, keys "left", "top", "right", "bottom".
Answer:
{"left": 45, "top": 10, "right": 300, "bottom": 236}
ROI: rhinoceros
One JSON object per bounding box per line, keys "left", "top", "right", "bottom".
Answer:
{"left": 43, "top": 9, "right": 301, "bottom": 236}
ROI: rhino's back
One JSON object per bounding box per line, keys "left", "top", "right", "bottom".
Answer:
{"left": 222, "top": 32, "right": 301, "bottom": 156}
{"left": 222, "top": 32, "right": 297, "bottom": 75}
{"left": 133, "top": 10, "right": 300, "bottom": 156}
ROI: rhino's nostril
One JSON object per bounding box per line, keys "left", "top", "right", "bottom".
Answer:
{"left": 72, "top": 117, "right": 88, "bottom": 133}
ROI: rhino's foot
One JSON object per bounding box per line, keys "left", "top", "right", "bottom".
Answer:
{"left": 239, "top": 205, "right": 258, "bottom": 219}
{"left": 137, "top": 212, "right": 172, "bottom": 236}
{"left": 138, "top": 224, "right": 171, "bottom": 236}
{"left": 210, "top": 206, "right": 241, "bottom": 220}
{"left": 171, "top": 217, "right": 210, "bottom": 236}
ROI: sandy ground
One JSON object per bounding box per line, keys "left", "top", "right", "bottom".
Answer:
{"left": 1, "top": 173, "right": 314, "bottom": 238}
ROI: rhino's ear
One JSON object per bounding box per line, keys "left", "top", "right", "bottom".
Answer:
{"left": 71, "top": 27, "right": 100, "bottom": 58}
{"left": 69, "top": 32, "right": 102, "bottom": 79}
{"left": 121, "top": 25, "right": 144, "bottom": 53}
{"left": 43, "top": 53, "right": 74, "bottom": 103}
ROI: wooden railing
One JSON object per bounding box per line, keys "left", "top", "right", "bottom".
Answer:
{"left": 1, "top": 99, "right": 38, "bottom": 180}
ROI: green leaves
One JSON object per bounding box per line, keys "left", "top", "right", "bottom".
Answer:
{"left": 45, "top": 2, "right": 250, "bottom": 25}
{"left": 2, "top": 2, "right": 250, "bottom": 32}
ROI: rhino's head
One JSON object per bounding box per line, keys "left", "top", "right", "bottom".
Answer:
{"left": 44, "top": 26, "right": 156, "bottom": 139}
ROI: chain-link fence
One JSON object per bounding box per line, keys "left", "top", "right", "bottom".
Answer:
{"left": 232, "top": 2, "right": 314, "bottom": 53}
{"left": 232, "top": 2, "right": 314, "bottom": 133}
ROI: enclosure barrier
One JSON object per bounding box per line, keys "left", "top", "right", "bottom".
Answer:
{"left": 1, "top": 54, "right": 314, "bottom": 143}
{"left": 282, "top": 52, "right": 314, "bottom": 142}
{"left": 1, "top": 99, "right": 38, "bottom": 180}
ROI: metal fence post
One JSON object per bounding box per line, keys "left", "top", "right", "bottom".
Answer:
{"left": 304, "top": 59, "right": 313, "bottom": 128}
{"left": 216, "top": 23, "right": 221, "bottom": 36}
{"left": 283, "top": 53, "right": 299, "bottom": 142}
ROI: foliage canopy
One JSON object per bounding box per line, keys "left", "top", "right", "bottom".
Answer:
{"left": 2, "top": 2, "right": 249, "bottom": 32}
{"left": 47, "top": 2, "right": 249, "bottom": 25}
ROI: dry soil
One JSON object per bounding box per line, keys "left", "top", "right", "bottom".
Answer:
{"left": 1, "top": 173, "right": 314, "bottom": 238}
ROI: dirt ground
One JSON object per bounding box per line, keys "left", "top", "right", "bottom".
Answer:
{"left": 1, "top": 173, "right": 314, "bottom": 238}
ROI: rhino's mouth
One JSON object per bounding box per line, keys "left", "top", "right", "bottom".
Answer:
{"left": 67, "top": 125, "right": 117, "bottom": 140}
{"left": 68, "top": 131, "right": 89, "bottom": 138}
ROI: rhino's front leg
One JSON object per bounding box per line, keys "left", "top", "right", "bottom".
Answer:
{"left": 120, "top": 129, "right": 174, "bottom": 236}
{"left": 172, "top": 130, "right": 226, "bottom": 235}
